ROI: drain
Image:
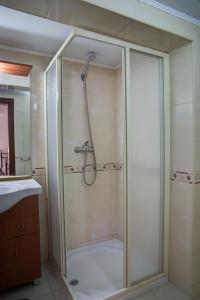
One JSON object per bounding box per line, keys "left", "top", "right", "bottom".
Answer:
{"left": 69, "top": 279, "right": 79, "bottom": 286}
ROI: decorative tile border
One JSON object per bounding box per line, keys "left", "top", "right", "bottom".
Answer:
{"left": 32, "top": 163, "right": 123, "bottom": 176}
{"left": 32, "top": 167, "right": 200, "bottom": 184}
{"left": 170, "top": 171, "right": 200, "bottom": 184}
{"left": 32, "top": 168, "right": 46, "bottom": 176}
{"left": 64, "top": 163, "right": 123, "bottom": 174}
{"left": 16, "top": 157, "right": 31, "bottom": 162}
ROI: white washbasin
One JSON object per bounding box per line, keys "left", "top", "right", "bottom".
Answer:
{"left": 1, "top": 186, "right": 13, "bottom": 194}
{"left": 0, "top": 179, "right": 42, "bottom": 214}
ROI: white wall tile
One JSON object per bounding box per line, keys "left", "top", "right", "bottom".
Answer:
{"left": 194, "top": 102, "right": 200, "bottom": 138}
{"left": 171, "top": 138, "right": 194, "bottom": 172}
{"left": 170, "top": 44, "right": 193, "bottom": 105}
{"left": 62, "top": 60, "right": 124, "bottom": 248}
{"left": 170, "top": 181, "right": 193, "bottom": 218}
{"left": 172, "top": 103, "right": 193, "bottom": 139}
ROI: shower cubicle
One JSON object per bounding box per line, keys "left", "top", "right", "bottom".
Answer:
{"left": 45, "top": 28, "right": 170, "bottom": 300}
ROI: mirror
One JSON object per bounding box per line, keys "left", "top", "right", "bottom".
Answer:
{"left": 0, "top": 87, "right": 31, "bottom": 176}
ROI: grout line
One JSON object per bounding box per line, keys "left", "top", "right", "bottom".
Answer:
{"left": 33, "top": 291, "right": 56, "bottom": 300}
{"left": 116, "top": 19, "right": 133, "bottom": 36}
{"left": 150, "top": 289, "right": 161, "bottom": 300}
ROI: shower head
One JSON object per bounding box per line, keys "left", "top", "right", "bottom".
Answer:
{"left": 81, "top": 52, "right": 96, "bottom": 81}
{"left": 87, "top": 52, "right": 96, "bottom": 63}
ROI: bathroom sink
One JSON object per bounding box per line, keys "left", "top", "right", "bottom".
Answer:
{"left": 0, "top": 179, "right": 42, "bottom": 214}
{"left": 0, "top": 186, "right": 13, "bottom": 194}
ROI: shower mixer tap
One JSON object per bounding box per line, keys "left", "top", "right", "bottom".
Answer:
{"left": 74, "top": 141, "right": 94, "bottom": 153}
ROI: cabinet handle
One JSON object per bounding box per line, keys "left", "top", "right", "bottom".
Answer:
{"left": 20, "top": 225, "right": 25, "bottom": 230}
{"left": 15, "top": 252, "right": 19, "bottom": 256}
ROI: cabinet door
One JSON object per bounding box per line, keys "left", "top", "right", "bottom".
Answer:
{"left": 21, "top": 234, "right": 41, "bottom": 281}
{"left": 5, "top": 216, "right": 39, "bottom": 238}
{"left": 6, "top": 238, "right": 23, "bottom": 287}
{"left": 5, "top": 234, "right": 41, "bottom": 288}
{"left": 0, "top": 239, "right": 6, "bottom": 289}
{"left": 0, "top": 221, "right": 6, "bottom": 289}
{"left": 0, "top": 196, "right": 39, "bottom": 221}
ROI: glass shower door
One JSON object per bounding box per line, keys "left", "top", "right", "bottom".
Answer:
{"left": 61, "top": 36, "right": 125, "bottom": 300}
{"left": 46, "top": 58, "right": 64, "bottom": 270}
{"left": 128, "top": 50, "right": 164, "bottom": 283}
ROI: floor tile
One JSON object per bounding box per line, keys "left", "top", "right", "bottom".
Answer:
{"left": 43, "top": 262, "right": 65, "bottom": 293}
{"left": 0, "top": 262, "right": 69, "bottom": 300}
{"left": 133, "top": 291, "right": 158, "bottom": 299}
{"left": 0, "top": 277, "right": 51, "bottom": 300}
{"left": 54, "top": 288, "right": 70, "bottom": 300}
{"left": 0, "top": 265, "right": 195, "bottom": 300}
{"left": 34, "top": 293, "right": 55, "bottom": 300}
{"left": 152, "top": 282, "right": 191, "bottom": 300}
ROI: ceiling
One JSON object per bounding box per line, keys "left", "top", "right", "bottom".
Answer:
{"left": 152, "top": 0, "right": 200, "bottom": 20}
{"left": 0, "top": 2, "right": 190, "bottom": 57}
{"left": 0, "top": 5, "right": 71, "bottom": 55}
{"left": 0, "top": 5, "right": 122, "bottom": 67}
{"left": 63, "top": 37, "right": 122, "bottom": 68}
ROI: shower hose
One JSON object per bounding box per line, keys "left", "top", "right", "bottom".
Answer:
{"left": 82, "top": 78, "right": 97, "bottom": 186}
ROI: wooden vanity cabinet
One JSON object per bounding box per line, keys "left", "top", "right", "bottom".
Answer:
{"left": 0, "top": 195, "right": 41, "bottom": 290}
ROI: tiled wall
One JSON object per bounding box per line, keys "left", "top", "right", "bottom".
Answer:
{"left": 0, "top": 48, "right": 50, "bottom": 261}
{"left": 62, "top": 60, "right": 124, "bottom": 249}
{"left": 169, "top": 44, "right": 200, "bottom": 297}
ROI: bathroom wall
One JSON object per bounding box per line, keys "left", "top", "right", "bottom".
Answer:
{"left": 1, "top": 0, "right": 199, "bottom": 294}
{"left": 0, "top": 48, "right": 50, "bottom": 261}
{"left": 169, "top": 44, "right": 200, "bottom": 297}
{"left": 62, "top": 59, "right": 124, "bottom": 249}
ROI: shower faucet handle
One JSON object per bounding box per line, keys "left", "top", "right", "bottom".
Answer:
{"left": 74, "top": 142, "right": 94, "bottom": 153}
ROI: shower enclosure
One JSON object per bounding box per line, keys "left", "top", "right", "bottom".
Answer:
{"left": 45, "top": 28, "right": 170, "bottom": 300}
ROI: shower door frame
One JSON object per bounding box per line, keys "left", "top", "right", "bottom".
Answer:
{"left": 45, "top": 27, "right": 170, "bottom": 300}
{"left": 44, "top": 30, "right": 75, "bottom": 275}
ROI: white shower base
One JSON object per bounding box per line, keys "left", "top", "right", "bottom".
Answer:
{"left": 67, "top": 239, "right": 124, "bottom": 300}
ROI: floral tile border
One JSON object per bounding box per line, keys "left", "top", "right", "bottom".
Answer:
{"left": 170, "top": 171, "right": 200, "bottom": 184}
{"left": 32, "top": 163, "right": 123, "bottom": 176}
{"left": 32, "top": 167, "right": 200, "bottom": 184}
{"left": 64, "top": 163, "right": 123, "bottom": 174}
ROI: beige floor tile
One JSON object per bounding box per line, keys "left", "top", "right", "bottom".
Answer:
{"left": 152, "top": 282, "right": 191, "bottom": 300}
{"left": 0, "top": 262, "right": 69, "bottom": 300}
{"left": 0, "top": 277, "right": 51, "bottom": 300}
{"left": 54, "top": 289, "right": 70, "bottom": 300}
{"left": 0, "top": 264, "right": 195, "bottom": 300}
{"left": 43, "top": 262, "right": 66, "bottom": 293}
{"left": 34, "top": 293, "right": 55, "bottom": 300}
{"left": 133, "top": 291, "right": 159, "bottom": 299}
